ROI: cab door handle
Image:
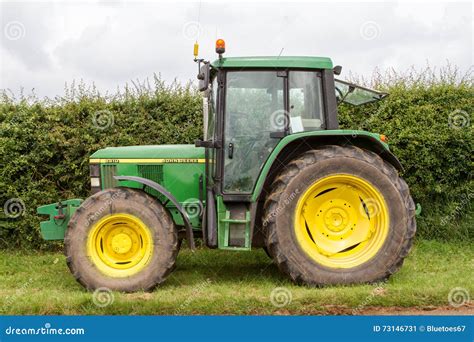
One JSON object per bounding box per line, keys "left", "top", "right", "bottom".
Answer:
{"left": 228, "top": 143, "right": 234, "bottom": 159}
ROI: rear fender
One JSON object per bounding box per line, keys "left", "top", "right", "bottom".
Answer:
{"left": 252, "top": 130, "right": 403, "bottom": 202}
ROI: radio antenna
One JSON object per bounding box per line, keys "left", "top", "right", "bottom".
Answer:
{"left": 193, "top": 0, "right": 203, "bottom": 61}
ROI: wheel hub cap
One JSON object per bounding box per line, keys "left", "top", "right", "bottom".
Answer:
{"left": 322, "top": 203, "right": 349, "bottom": 232}
{"left": 111, "top": 233, "right": 133, "bottom": 254}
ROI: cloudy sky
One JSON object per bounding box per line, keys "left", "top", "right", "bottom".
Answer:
{"left": 0, "top": 0, "right": 472, "bottom": 98}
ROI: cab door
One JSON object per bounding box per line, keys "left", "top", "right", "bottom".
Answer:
{"left": 222, "top": 71, "right": 285, "bottom": 194}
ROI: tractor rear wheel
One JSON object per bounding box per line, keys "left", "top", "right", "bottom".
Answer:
{"left": 264, "top": 145, "right": 416, "bottom": 285}
{"left": 65, "top": 187, "right": 178, "bottom": 292}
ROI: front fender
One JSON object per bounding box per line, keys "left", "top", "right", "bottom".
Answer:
{"left": 114, "top": 176, "right": 196, "bottom": 250}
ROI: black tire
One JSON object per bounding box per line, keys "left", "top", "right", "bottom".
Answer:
{"left": 264, "top": 145, "right": 416, "bottom": 285}
{"left": 262, "top": 246, "right": 272, "bottom": 259}
{"left": 65, "top": 187, "right": 178, "bottom": 292}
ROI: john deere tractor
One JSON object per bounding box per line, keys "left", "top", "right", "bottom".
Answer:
{"left": 37, "top": 40, "right": 416, "bottom": 292}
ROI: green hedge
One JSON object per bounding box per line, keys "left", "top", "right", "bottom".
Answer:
{"left": 0, "top": 77, "right": 202, "bottom": 249}
{"left": 338, "top": 66, "right": 473, "bottom": 240}
{"left": 0, "top": 69, "right": 472, "bottom": 249}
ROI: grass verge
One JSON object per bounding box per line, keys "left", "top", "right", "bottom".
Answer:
{"left": 0, "top": 240, "right": 472, "bottom": 315}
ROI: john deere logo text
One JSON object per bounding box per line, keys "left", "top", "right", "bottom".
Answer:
{"left": 164, "top": 159, "right": 199, "bottom": 163}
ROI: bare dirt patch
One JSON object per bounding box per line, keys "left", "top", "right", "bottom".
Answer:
{"left": 357, "top": 304, "right": 474, "bottom": 316}
{"left": 276, "top": 303, "right": 474, "bottom": 316}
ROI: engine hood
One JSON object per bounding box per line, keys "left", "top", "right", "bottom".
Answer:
{"left": 90, "top": 144, "right": 205, "bottom": 162}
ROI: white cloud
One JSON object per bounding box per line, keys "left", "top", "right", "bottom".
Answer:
{"left": 0, "top": 0, "right": 472, "bottom": 98}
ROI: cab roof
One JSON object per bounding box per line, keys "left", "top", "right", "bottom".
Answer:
{"left": 211, "top": 56, "right": 333, "bottom": 70}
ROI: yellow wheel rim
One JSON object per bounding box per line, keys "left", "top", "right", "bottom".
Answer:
{"left": 87, "top": 213, "right": 153, "bottom": 277}
{"left": 294, "top": 174, "right": 389, "bottom": 269}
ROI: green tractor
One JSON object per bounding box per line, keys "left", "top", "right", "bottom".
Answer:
{"left": 37, "top": 40, "right": 416, "bottom": 292}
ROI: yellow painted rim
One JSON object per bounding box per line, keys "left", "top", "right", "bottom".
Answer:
{"left": 294, "top": 174, "right": 389, "bottom": 269}
{"left": 87, "top": 213, "right": 153, "bottom": 277}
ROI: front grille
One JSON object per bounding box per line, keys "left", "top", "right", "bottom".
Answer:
{"left": 138, "top": 165, "right": 165, "bottom": 200}
{"left": 102, "top": 165, "right": 118, "bottom": 188}
{"left": 138, "top": 164, "right": 164, "bottom": 183}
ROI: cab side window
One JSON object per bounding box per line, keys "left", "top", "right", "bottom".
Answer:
{"left": 289, "top": 71, "right": 324, "bottom": 132}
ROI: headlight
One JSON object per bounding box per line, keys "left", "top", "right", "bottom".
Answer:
{"left": 90, "top": 177, "right": 101, "bottom": 187}
{"left": 90, "top": 164, "right": 101, "bottom": 194}
{"left": 89, "top": 164, "right": 100, "bottom": 177}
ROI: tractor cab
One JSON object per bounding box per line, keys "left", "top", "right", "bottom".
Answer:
{"left": 204, "top": 58, "right": 333, "bottom": 194}
{"left": 194, "top": 40, "right": 391, "bottom": 250}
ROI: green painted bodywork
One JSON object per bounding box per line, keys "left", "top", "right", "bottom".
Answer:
{"left": 94, "top": 144, "right": 205, "bottom": 229}
{"left": 37, "top": 130, "right": 390, "bottom": 245}
{"left": 211, "top": 56, "right": 333, "bottom": 70}
{"left": 38, "top": 145, "right": 206, "bottom": 239}
{"left": 37, "top": 131, "right": 389, "bottom": 242}
{"left": 37, "top": 199, "right": 83, "bottom": 240}
{"left": 110, "top": 163, "right": 204, "bottom": 228}
{"left": 250, "top": 130, "right": 388, "bottom": 202}
{"left": 90, "top": 144, "right": 204, "bottom": 159}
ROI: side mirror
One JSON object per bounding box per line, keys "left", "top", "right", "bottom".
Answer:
{"left": 198, "top": 62, "right": 210, "bottom": 91}
{"left": 333, "top": 65, "right": 342, "bottom": 75}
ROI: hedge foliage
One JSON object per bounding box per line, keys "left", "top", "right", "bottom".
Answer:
{"left": 0, "top": 68, "right": 473, "bottom": 249}
{"left": 338, "top": 66, "right": 473, "bottom": 241}
{"left": 0, "top": 77, "right": 202, "bottom": 249}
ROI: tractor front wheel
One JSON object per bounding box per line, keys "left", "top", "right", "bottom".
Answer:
{"left": 264, "top": 145, "right": 416, "bottom": 285}
{"left": 65, "top": 187, "right": 178, "bottom": 292}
